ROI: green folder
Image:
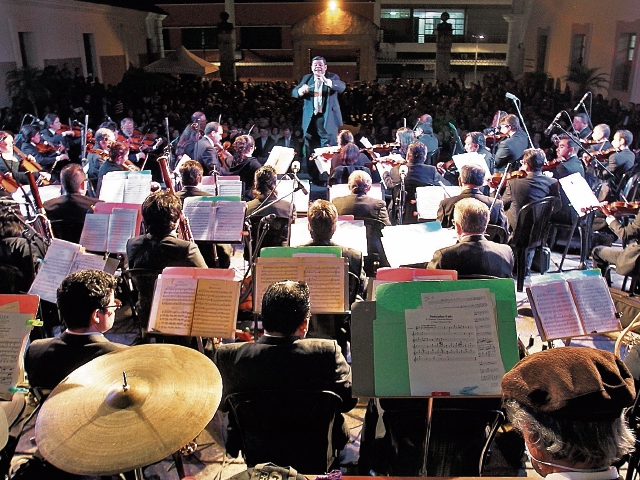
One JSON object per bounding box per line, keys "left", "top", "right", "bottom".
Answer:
{"left": 260, "top": 246, "right": 342, "bottom": 258}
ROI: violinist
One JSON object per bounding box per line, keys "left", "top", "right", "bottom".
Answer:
{"left": 414, "top": 114, "right": 439, "bottom": 163}
{"left": 0, "top": 131, "right": 50, "bottom": 186}
{"left": 330, "top": 130, "right": 369, "bottom": 171}
{"left": 86, "top": 127, "right": 116, "bottom": 185}
{"left": 19, "top": 125, "right": 69, "bottom": 182}
{"left": 193, "top": 122, "right": 231, "bottom": 176}
{"left": 96, "top": 141, "right": 129, "bottom": 195}
{"left": 494, "top": 114, "right": 528, "bottom": 171}
{"left": 176, "top": 111, "right": 206, "bottom": 159}
{"left": 40, "top": 114, "right": 73, "bottom": 152}
{"left": 598, "top": 130, "right": 635, "bottom": 202}
{"left": 572, "top": 113, "right": 592, "bottom": 141}
{"left": 501, "top": 148, "right": 560, "bottom": 232}
{"left": 592, "top": 202, "right": 640, "bottom": 276}
{"left": 549, "top": 135, "right": 584, "bottom": 179}
{"left": 329, "top": 144, "right": 371, "bottom": 186}
{"left": 120, "top": 117, "right": 147, "bottom": 167}
{"left": 465, "top": 131, "right": 494, "bottom": 173}
{"left": 395, "top": 127, "right": 415, "bottom": 159}
{"left": 383, "top": 142, "right": 448, "bottom": 190}
{"left": 226, "top": 135, "right": 261, "bottom": 199}
{"left": 583, "top": 124, "right": 612, "bottom": 187}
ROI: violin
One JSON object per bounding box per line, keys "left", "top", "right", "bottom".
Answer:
{"left": 592, "top": 148, "right": 620, "bottom": 159}
{"left": 488, "top": 170, "right": 527, "bottom": 190}
{"left": 55, "top": 123, "right": 83, "bottom": 138}
{"left": 0, "top": 172, "right": 20, "bottom": 194}
{"left": 542, "top": 158, "right": 565, "bottom": 171}
{"left": 580, "top": 138, "right": 607, "bottom": 146}
{"left": 436, "top": 159, "right": 456, "bottom": 175}
{"left": 484, "top": 132, "right": 509, "bottom": 148}
{"left": 602, "top": 201, "right": 640, "bottom": 216}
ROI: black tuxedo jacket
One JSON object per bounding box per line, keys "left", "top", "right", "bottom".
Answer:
{"left": 437, "top": 188, "right": 507, "bottom": 230}
{"left": 292, "top": 72, "right": 345, "bottom": 139}
{"left": 501, "top": 172, "right": 560, "bottom": 230}
{"left": 25, "top": 332, "right": 126, "bottom": 390}
{"left": 253, "top": 137, "right": 276, "bottom": 160}
{"left": 126, "top": 233, "right": 207, "bottom": 270}
{"left": 494, "top": 130, "right": 529, "bottom": 170}
{"left": 332, "top": 194, "right": 391, "bottom": 226}
{"left": 427, "top": 234, "right": 514, "bottom": 278}
{"left": 44, "top": 193, "right": 101, "bottom": 222}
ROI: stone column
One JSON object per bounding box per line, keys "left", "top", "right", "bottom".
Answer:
{"left": 504, "top": 14, "right": 525, "bottom": 77}
{"left": 435, "top": 12, "right": 452, "bottom": 85}
{"left": 217, "top": 11, "right": 236, "bottom": 83}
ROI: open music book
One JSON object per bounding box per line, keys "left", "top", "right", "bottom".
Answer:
{"left": 254, "top": 252, "right": 348, "bottom": 314}
{"left": 200, "top": 176, "right": 244, "bottom": 197}
{"left": 182, "top": 197, "right": 246, "bottom": 242}
{"left": 526, "top": 271, "right": 621, "bottom": 341}
{"left": 99, "top": 171, "right": 153, "bottom": 204}
{"left": 79, "top": 206, "right": 141, "bottom": 253}
{"left": 0, "top": 294, "right": 40, "bottom": 399}
{"left": 266, "top": 146, "right": 296, "bottom": 174}
{"left": 28, "top": 239, "right": 118, "bottom": 303}
{"left": 147, "top": 267, "right": 239, "bottom": 338}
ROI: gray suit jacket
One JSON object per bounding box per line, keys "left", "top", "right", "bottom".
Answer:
{"left": 427, "top": 235, "right": 514, "bottom": 278}
{"left": 292, "top": 73, "right": 345, "bottom": 138}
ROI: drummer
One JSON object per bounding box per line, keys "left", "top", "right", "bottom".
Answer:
{"left": 25, "top": 270, "right": 127, "bottom": 391}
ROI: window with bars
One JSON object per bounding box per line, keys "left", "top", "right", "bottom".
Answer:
{"left": 414, "top": 10, "right": 465, "bottom": 42}
{"left": 570, "top": 34, "right": 586, "bottom": 66}
{"left": 613, "top": 33, "right": 636, "bottom": 91}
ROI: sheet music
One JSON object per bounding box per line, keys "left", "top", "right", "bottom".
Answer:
{"left": 289, "top": 218, "right": 367, "bottom": 255}
{"left": 381, "top": 223, "right": 458, "bottom": 267}
{"left": 568, "top": 276, "right": 621, "bottom": 334}
{"left": 28, "top": 239, "right": 82, "bottom": 303}
{"left": 217, "top": 179, "right": 243, "bottom": 197}
{"left": 303, "top": 257, "right": 347, "bottom": 313}
{"left": 69, "top": 251, "right": 108, "bottom": 274}
{"left": 212, "top": 201, "right": 246, "bottom": 242}
{"left": 253, "top": 262, "right": 300, "bottom": 313}
{"left": 527, "top": 281, "right": 584, "bottom": 339}
{"left": 107, "top": 208, "right": 139, "bottom": 253}
{"left": 183, "top": 202, "right": 214, "bottom": 241}
{"left": 123, "top": 172, "right": 152, "bottom": 204}
{"left": 191, "top": 279, "right": 239, "bottom": 338}
{"left": 79, "top": 214, "right": 109, "bottom": 252}
{"left": 99, "top": 171, "right": 127, "bottom": 203}
{"left": 415, "top": 186, "right": 462, "bottom": 220}
{"left": 559, "top": 173, "right": 600, "bottom": 217}
{"left": 0, "top": 312, "right": 32, "bottom": 399}
{"left": 266, "top": 146, "right": 296, "bottom": 174}
{"left": 277, "top": 179, "right": 310, "bottom": 213}
{"left": 148, "top": 277, "right": 198, "bottom": 336}
{"left": 451, "top": 152, "right": 491, "bottom": 179}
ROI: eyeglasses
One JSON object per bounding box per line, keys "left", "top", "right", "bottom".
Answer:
{"left": 102, "top": 299, "right": 122, "bottom": 312}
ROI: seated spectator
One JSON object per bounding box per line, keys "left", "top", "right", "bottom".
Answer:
{"left": 502, "top": 347, "right": 635, "bottom": 478}
{"left": 213, "top": 280, "right": 356, "bottom": 457}
{"left": 428, "top": 198, "right": 514, "bottom": 278}
{"left": 25, "top": 270, "right": 126, "bottom": 391}
{"left": 437, "top": 164, "right": 507, "bottom": 230}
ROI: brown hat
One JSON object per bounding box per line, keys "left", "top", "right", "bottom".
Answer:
{"left": 502, "top": 347, "right": 636, "bottom": 419}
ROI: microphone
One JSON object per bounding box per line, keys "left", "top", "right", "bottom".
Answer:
{"left": 505, "top": 92, "right": 519, "bottom": 101}
{"left": 260, "top": 213, "right": 276, "bottom": 224}
{"left": 399, "top": 165, "right": 408, "bottom": 179}
{"left": 290, "top": 161, "right": 308, "bottom": 195}
{"left": 544, "top": 112, "right": 563, "bottom": 136}
{"left": 573, "top": 92, "right": 590, "bottom": 111}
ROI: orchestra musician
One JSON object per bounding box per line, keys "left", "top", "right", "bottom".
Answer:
{"left": 395, "top": 127, "right": 415, "bottom": 159}
{"left": 176, "top": 111, "right": 206, "bottom": 159}
{"left": 246, "top": 165, "right": 296, "bottom": 223}
{"left": 592, "top": 202, "right": 640, "bottom": 276}
{"left": 329, "top": 144, "right": 371, "bottom": 186}
{"left": 465, "top": 132, "right": 495, "bottom": 173}
{"left": 598, "top": 130, "right": 635, "bottom": 202}
{"left": 494, "top": 114, "right": 529, "bottom": 171}
{"left": 572, "top": 112, "right": 592, "bottom": 141}
{"left": 226, "top": 135, "right": 261, "bottom": 200}
{"left": 175, "top": 160, "right": 208, "bottom": 203}
{"left": 40, "top": 114, "right": 74, "bottom": 153}
{"left": 330, "top": 130, "right": 369, "bottom": 171}
{"left": 414, "top": 114, "right": 439, "bottom": 163}
{"left": 96, "top": 141, "right": 130, "bottom": 195}
{"left": 383, "top": 142, "right": 449, "bottom": 189}
{"left": 19, "top": 125, "right": 69, "bottom": 181}
{"left": 550, "top": 134, "right": 585, "bottom": 180}
{"left": 0, "top": 131, "right": 49, "bottom": 185}
{"left": 192, "top": 122, "right": 232, "bottom": 176}
{"left": 583, "top": 124, "right": 612, "bottom": 187}
{"left": 86, "top": 127, "right": 116, "bottom": 186}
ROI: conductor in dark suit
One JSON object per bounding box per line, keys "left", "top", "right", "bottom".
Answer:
{"left": 494, "top": 114, "right": 529, "bottom": 171}
{"left": 213, "top": 280, "right": 356, "bottom": 458}
{"left": 25, "top": 270, "right": 127, "bottom": 390}
{"left": 428, "top": 198, "right": 514, "bottom": 278}
{"left": 501, "top": 148, "right": 560, "bottom": 231}
{"left": 126, "top": 190, "right": 207, "bottom": 270}
{"left": 437, "top": 164, "right": 507, "bottom": 230}
{"left": 292, "top": 56, "right": 345, "bottom": 149}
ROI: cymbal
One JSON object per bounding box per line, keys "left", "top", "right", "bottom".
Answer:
{"left": 35, "top": 344, "right": 223, "bottom": 476}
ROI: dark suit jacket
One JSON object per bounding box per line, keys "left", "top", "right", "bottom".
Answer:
{"left": 20, "top": 141, "right": 58, "bottom": 170}
{"left": 384, "top": 163, "right": 449, "bottom": 189}
{"left": 501, "top": 172, "right": 560, "bottom": 230}
{"left": 126, "top": 233, "right": 207, "bottom": 270}
{"left": 192, "top": 137, "right": 222, "bottom": 175}
{"left": 332, "top": 194, "right": 391, "bottom": 226}
{"left": 415, "top": 123, "right": 439, "bottom": 156}
{"left": 25, "top": 332, "right": 126, "bottom": 390}
{"left": 253, "top": 137, "right": 276, "bottom": 160}
{"left": 44, "top": 193, "right": 101, "bottom": 222}
{"left": 427, "top": 234, "right": 514, "bottom": 278}
{"left": 227, "top": 157, "right": 262, "bottom": 198}
{"left": 213, "top": 335, "right": 354, "bottom": 452}
{"left": 552, "top": 155, "right": 585, "bottom": 179}
{"left": 275, "top": 136, "right": 302, "bottom": 161}
{"left": 175, "top": 186, "right": 209, "bottom": 203}
{"left": 437, "top": 188, "right": 507, "bottom": 230}
{"left": 494, "top": 130, "right": 529, "bottom": 170}
{"left": 292, "top": 72, "right": 345, "bottom": 140}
